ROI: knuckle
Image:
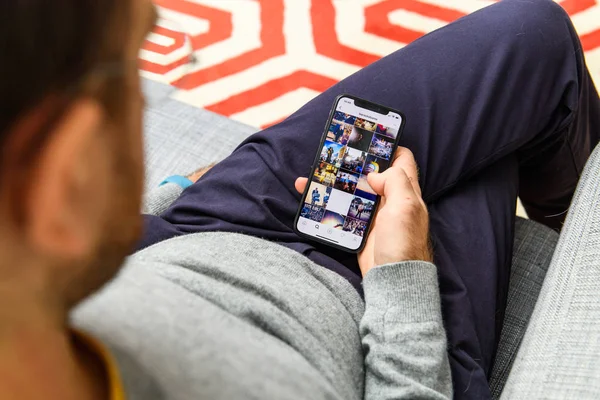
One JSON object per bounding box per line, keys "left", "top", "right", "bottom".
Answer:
{"left": 399, "top": 148, "right": 416, "bottom": 165}
{"left": 394, "top": 146, "right": 408, "bottom": 159}
{"left": 418, "top": 201, "right": 429, "bottom": 216}
{"left": 403, "top": 147, "right": 417, "bottom": 163}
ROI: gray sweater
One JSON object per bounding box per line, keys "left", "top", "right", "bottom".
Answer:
{"left": 72, "top": 189, "right": 452, "bottom": 400}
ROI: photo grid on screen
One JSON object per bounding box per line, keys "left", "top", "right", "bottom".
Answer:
{"left": 303, "top": 111, "right": 398, "bottom": 238}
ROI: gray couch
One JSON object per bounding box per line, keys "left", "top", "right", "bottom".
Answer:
{"left": 143, "top": 81, "right": 600, "bottom": 399}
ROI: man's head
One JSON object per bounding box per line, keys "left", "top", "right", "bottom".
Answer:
{"left": 0, "top": 1, "right": 157, "bottom": 311}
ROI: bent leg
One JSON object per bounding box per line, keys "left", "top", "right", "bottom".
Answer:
{"left": 428, "top": 157, "right": 519, "bottom": 398}
{"left": 163, "top": 0, "right": 596, "bottom": 232}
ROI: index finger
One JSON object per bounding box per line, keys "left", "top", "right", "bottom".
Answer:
{"left": 391, "top": 147, "right": 422, "bottom": 198}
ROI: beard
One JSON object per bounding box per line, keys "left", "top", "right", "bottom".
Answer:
{"left": 70, "top": 210, "right": 142, "bottom": 307}
{"left": 64, "top": 138, "right": 144, "bottom": 309}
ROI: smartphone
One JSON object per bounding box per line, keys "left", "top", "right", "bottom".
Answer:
{"left": 294, "top": 94, "right": 405, "bottom": 253}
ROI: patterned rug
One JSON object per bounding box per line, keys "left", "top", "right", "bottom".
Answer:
{"left": 141, "top": 0, "right": 600, "bottom": 128}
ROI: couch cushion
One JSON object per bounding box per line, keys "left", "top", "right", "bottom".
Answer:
{"left": 142, "top": 80, "right": 256, "bottom": 191}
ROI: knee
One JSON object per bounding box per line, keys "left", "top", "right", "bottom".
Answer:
{"left": 487, "top": 0, "right": 578, "bottom": 60}
{"left": 508, "top": 0, "right": 568, "bottom": 19}
{"left": 498, "top": 0, "right": 572, "bottom": 35}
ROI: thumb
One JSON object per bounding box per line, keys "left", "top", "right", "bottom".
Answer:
{"left": 367, "top": 172, "right": 385, "bottom": 195}
{"left": 369, "top": 168, "right": 416, "bottom": 203}
{"left": 380, "top": 168, "right": 417, "bottom": 203}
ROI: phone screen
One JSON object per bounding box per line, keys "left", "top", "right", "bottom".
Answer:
{"left": 294, "top": 95, "right": 404, "bottom": 252}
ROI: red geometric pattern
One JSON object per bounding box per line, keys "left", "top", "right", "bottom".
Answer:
{"left": 140, "top": 0, "right": 600, "bottom": 128}
{"left": 169, "top": 0, "right": 285, "bottom": 89}
{"left": 365, "top": 1, "right": 466, "bottom": 45}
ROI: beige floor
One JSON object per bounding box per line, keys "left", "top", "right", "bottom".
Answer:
{"left": 517, "top": 199, "right": 527, "bottom": 218}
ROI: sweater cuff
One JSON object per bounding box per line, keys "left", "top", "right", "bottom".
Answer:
{"left": 142, "top": 183, "right": 184, "bottom": 216}
{"left": 362, "top": 261, "right": 442, "bottom": 324}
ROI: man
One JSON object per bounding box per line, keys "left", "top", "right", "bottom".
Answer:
{"left": 0, "top": 2, "right": 598, "bottom": 400}
{"left": 360, "top": 204, "right": 366, "bottom": 219}
{"left": 135, "top": 0, "right": 599, "bottom": 397}
{"left": 334, "top": 124, "right": 344, "bottom": 143}
{"left": 0, "top": 1, "right": 444, "bottom": 399}
{"left": 326, "top": 145, "right": 334, "bottom": 163}
{"left": 311, "top": 187, "right": 320, "bottom": 205}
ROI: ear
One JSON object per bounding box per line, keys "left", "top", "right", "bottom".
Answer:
{"left": 24, "top": 98, "right": 107, "bottom": 259}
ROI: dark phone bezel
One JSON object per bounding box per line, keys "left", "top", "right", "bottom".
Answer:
{"left": 293, "top": 94, "right": 406, "bottom": 254}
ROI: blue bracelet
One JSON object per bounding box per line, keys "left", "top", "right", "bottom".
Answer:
{"left": 159, "top": 175, "right": 194, "bottom": 189}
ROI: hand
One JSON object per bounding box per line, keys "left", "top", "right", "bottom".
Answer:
{"left": 294, "top": 147, "right": 431, "bottom": 277}
{"left": 186, "top": 163, "right": 216, "bottom": 183}
{"left": 359, "top": 147, "right": 432, "bottom": 275}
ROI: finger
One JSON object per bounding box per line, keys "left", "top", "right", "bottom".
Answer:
{"left": 391, "top": 146, "right": 417, "bottom": 165}
{"left": 391, "top": 146, "right": 408, "bottom": 163}
{"left": 295, "top": 177, "right": 309, "bottom": 194}
{"left": 368, "top": 168, "right": 416, "bottom": 207}
{"left": 381, "top": 167, "right": 418, "bottom": 204}
{"left": 186, "top": 163, "right": 217, "bottom": 182}
{"left": 391, "top": 147, "right": 422, "bottom": 198}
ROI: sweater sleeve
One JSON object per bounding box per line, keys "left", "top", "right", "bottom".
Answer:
{"left": 360, "top": 262, "right": 452, "bottom": 400}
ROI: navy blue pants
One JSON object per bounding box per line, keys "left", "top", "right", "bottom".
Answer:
{"left": 141, "top": 1, "right": 600, "bottom": 398}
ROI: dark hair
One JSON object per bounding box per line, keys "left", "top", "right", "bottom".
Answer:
{"left": 0, "top": 1, "right": 126, "bottom": 142}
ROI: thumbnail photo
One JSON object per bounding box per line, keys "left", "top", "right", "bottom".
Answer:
{"left": 334, "top": 170, "right": 359, "bottom": 194}
{"left": 320, "top": 140, "right": 344, "bottom": 168}
{"left": 307, "top": 182, "right": 332, "bottom": 208}
{"left": 333, "top": 111, "right": 357, "bottom": 125}
{"left": 340, "top": 147, "right": 366, "bottom": 174}
{"left": 313, "top": 162, "right": 339, "bottom": 187}
{"left": 355, "top": 188, "right": 377, "bottom": 202}
{"left": 347, "top": 126, "right": 374, "bottom": 153}
{"left": 348, "top": 196, "right": 375, "bottom": 222}
{"left": 356, "top": 175, "right": 376, "bottom": 196}
{"left": 369, "top": 134, "right": 394, "bottom": 160}
{"left": 340, "top": 124, "right": 353, "bottom": 145}
{"left": 331, "top": 116, "right": 344, "bottom": 127}
{"left": 327, "top": 122, "right": 343, "bottom": 141}
{"left": 321, "top": 210, "right": 346, "bottom": 229}
{"left": 327, "top": 123, "right": 352, "bottom": 145}
{"left": 343, "top": 217, "right": 367, "bottom": 237}
{"left": 355, "top": 118, "right": 377, "bottom": 132}
{"left": 325, "top": 188, "right": 354, "bottom": 216}
{"left": 363, "top": 154, "right": 390, "bottom": 175}
{"left": 300, "top": 203, "right": 326, "bottom": 222}
{"left": 376, "top": 124, "right": 397, "bottom": 140}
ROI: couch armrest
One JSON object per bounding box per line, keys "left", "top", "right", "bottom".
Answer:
{"left": 501, "top": 144, "right": 600, "bottom": 399}
{"left": 142, "top": 80, "right": 256, "bottom": 191}
{"left": 490, "top": 217, "right": 559, "bottom": 398}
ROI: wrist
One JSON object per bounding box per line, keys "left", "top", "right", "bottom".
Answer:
{"left": 375, "top": 248, "right": 433, "bottom": 267}
{"left": 186, "top": 163, "right": 216, "bottom": 183}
